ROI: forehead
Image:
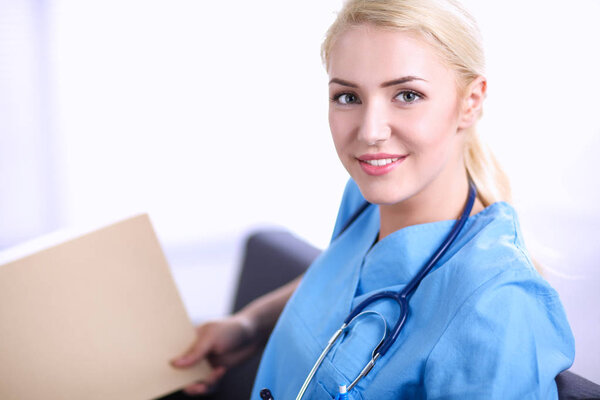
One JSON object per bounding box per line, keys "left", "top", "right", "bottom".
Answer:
{"left": 327, "top": 25, "right": 453, "bottom": 86}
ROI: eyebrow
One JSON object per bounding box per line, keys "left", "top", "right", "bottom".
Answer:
{"left": 329, "top": 76, "right": 427, "bottom": 88}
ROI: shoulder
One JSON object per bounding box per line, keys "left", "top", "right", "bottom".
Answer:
{"left": 438, "top": 201, "right": 569, "bottom": 332}
{"left": 423, "top": 202, "right": 575, "bottom": 398}
{"left": 446, "top": 201, "right": 539, "bottom": 287}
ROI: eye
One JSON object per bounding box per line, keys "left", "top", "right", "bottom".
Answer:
{"left": 395, "top": 90, "right": 421, "bottom": 104}
{"left": 332, "top": 92, "right": 361, "bottom": 105}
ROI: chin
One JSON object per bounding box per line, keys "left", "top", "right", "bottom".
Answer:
{"left": 353, "top": 177, "right": 413, "bottom": 206}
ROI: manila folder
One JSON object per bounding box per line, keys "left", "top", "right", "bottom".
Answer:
{"left": 0, "top": 214, "right": 211, "bottom": 399}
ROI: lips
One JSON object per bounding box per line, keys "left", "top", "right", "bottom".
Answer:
{"left": 357, "top": 153, "right": 407, "bottom": 176}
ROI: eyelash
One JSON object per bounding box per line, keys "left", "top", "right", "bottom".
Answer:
{"left": 395, "top": 90, "right": 423, "bottom": 103}
{"left": 330, "top": 90, "right": 424, "bottom": 105}
{"left": 330, "top": 92, "right": 360, "bottom": 105}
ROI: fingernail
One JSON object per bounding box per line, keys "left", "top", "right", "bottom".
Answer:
{"left": 185, "top": 384, "right": 206, "bottom": 395}
{"left": 172, "top": 357, "right": 187, "bottom": 366}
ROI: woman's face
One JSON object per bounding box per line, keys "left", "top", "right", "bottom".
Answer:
{"left": 328, "top": 25, "right": 473, "bottom": 206}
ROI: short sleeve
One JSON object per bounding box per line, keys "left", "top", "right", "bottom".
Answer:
{"left": 423, "top": 270, "right": 575, "bottom": 399}
{"left": 330, "top": 178, "right": 368, "bottom": 242}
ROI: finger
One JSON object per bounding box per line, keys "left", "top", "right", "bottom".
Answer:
{"left": 182, "top": 366, "right": 227, "bottom": 395}
{"left": 206, "top": 366, "right": 227, "bottom": 385}
{"left": 182, "top": 383, "right": 209, "bottom": 396}
{"left": 209, "top": 343, "right": 257, "bottom": 367}
{"left": 171, "top": 328, "right": 214, "bottom": 368}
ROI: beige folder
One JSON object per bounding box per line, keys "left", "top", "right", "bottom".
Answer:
{"left": 0, "top": 214, "right": 211, "bottom": 399}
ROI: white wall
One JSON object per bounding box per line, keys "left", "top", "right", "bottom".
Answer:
{"left": 49, "top": 0, "right": 348, "bottom": 249}
{"left": 0, "top": 0, "right": 59, "bottom": 247}
{"left": 469, "top": 0, "right": 600, "bottom": 217}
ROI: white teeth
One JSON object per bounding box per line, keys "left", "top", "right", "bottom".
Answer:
{"left": 363, "top": 157, "right": 400, "bottom": 166}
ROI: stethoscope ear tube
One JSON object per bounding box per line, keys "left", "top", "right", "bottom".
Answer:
{"left": 296, "top": 309, "right": 389, "bottom": 399}
{"left": 294, "top": 324, "right": 347, "bottom": 400}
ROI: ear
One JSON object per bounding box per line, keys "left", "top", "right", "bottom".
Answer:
{"left": 458, "top": 76, "right": 487, "bottom": 130}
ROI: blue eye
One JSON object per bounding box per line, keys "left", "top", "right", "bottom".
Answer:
{"left": 396, "top": 91, "right": 421, "bottom": 103}
{"left": 333, "top": 93, "right": 361, "bottom": 105}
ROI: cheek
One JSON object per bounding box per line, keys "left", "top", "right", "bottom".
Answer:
{"left": 329, "top": 110, "right": 353, "bottom": 152}
{"left": 406, "top": 100, "right": 460, "bottom": 155}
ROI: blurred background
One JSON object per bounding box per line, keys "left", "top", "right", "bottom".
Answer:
{"left": 1, "top": 0, "right": 598, "bottom": 382}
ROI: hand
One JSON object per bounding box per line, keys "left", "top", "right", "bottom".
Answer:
{"left": 171, "top": 315, "right": 260, "bottom": 396}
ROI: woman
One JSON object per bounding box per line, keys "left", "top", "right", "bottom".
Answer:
{"left": 173, "top": 0, "right": 575, "bottom": 398}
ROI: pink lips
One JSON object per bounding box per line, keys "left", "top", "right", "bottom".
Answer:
{"left": 357, "top": 153, "right": 407, "bottom": 176}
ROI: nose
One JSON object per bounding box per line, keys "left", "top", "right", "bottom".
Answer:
{"left": 357, "top": 100, "right": 391, "bottom": 145}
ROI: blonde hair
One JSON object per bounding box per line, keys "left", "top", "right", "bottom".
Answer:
{"left": 322, "top": 0, "right": 511, "bottom": 206}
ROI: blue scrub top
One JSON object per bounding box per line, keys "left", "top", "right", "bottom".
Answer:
{"left": 252, "top": 179, "right": 575, "bottom": 399}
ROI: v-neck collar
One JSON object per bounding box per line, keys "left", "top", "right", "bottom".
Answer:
{"left": 354, "top": 202, "right": 513, "bottom": 299}
{"left": 358, "top": 219, "right": 456, "bottom": 296}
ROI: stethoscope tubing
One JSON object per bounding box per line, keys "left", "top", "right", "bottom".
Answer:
{"left": 289, "top": 183, "right": 477, "bottom": 400}
{"left": 346, "top": 181, "right": 477, "bottom": 357}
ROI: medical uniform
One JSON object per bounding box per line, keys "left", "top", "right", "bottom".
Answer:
{"left": 252, "top": 179, "right": 575, "bottom": 399}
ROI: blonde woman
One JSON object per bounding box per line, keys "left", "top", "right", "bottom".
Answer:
{"left": 173, "top": 0, "right": 574, "bottom": 398}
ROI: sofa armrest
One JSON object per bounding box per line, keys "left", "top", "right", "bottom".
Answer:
{"left": 557, "top": 370, "right": 600, "bottom": 400}
{"left": 231, "top": 229, "right": 321, "bottom": 312}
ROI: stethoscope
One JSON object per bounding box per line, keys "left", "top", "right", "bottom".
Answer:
{"left": 261, "top": 182, "right": 477, "bottom": 400}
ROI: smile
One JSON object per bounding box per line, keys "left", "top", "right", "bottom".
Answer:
{"left": 357, "top": 154, "right": 407, "bottom": 176}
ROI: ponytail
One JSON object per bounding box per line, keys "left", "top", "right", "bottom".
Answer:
{"left": 463, "top": 127, "right": 512, "bottom": 206}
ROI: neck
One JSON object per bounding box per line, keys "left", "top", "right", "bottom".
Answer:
{"left": 378, "top": 169, "right": 484, "bottom": 240}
